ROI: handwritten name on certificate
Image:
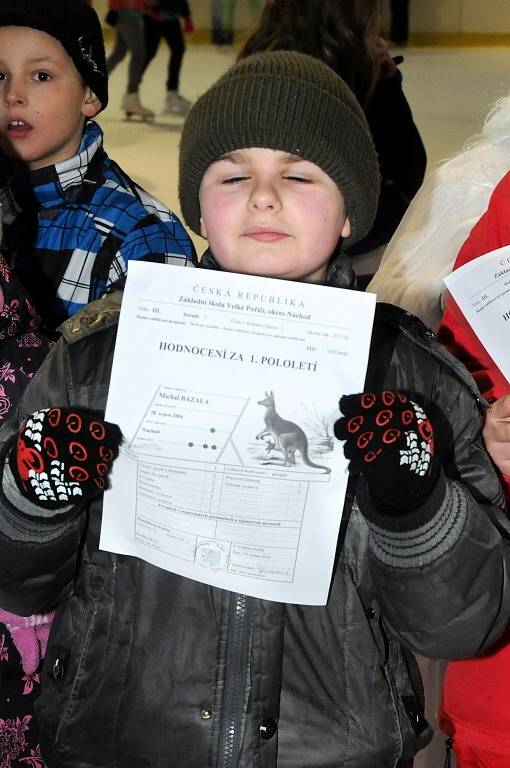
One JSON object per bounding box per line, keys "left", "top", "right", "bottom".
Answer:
{"left": 444, "top": 245, "right": 510, "bottom": 382}
{"left": 100, "top": 261, "right": 376, "bottom": 605}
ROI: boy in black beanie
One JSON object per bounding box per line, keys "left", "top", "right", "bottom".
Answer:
{"left": 0, "top": 52, "right": 508, "bottom": 768}
{"left": 0, "top": 0, "right": 194, "bottom": 336}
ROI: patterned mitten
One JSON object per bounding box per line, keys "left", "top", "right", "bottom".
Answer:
{"left": 9, "top": 407, "right": 123, "bottom": 509}
{"left": 334, "top": 391, "right": 439, "bottom": 513}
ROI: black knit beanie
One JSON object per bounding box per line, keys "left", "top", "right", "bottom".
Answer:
{"left": 179, "top": 51, "right": 380, "bottom": 249}
{"left": 0, "top": 0, "right": 108, "bottom": 110}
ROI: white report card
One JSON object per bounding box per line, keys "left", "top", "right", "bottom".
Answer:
{"left": 100, "top": 261, "right": 376, "bottom": 605}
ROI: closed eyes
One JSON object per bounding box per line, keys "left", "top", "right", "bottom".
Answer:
{"left": 221, "top": 176, "right": 250, "bottom": 184}
{"left": 220, "top": 175, "right": 313, "bottom": 185}
{"left": 284, "top": 175, "right": 313, "bottom": 183}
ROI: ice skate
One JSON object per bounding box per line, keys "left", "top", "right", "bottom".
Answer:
{"left": 122, "top": 92, "right": 154, "bottom": 122}
{"left": 163, "top": 90, "right": 192, "bottom": 115}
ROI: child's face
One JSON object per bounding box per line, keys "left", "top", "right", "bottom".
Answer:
{"left": 199, "top": 148, "right": 350, "bottom": 283}
{"left": 0, "top": 26, "right": 101, "bottom": 171}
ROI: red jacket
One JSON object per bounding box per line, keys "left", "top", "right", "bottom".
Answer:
{"left": 438, "top": 169, "right": 510, "bottom": 752}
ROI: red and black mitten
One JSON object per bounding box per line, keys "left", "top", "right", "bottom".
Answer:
{"left": 334, "top": 391, "right": 439, "bottom": 513}
{"left": 9, "top": 407, "right": 123, "bottom": 510}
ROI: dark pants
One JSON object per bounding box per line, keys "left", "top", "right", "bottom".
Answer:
{"left": 106, "top": 11, "right": 146, "bottom": 93}
{"left": 390, "top": 0, "right": 410, "bottom": 43}
{"left": 143, "top": 14, "right": 185, "bottom": 92}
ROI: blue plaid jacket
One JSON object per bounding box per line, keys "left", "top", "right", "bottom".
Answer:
{"left": 0, "top": 120, "right": 195, "bottom": 333}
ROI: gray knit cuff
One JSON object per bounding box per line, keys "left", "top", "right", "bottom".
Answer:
{"left": 367, "top": 479, "right": 468, "bottom": 568}
{"left": 0, "top": 452, "right": 75, "bottom": 545}
{"left": 3, "top": 455, "right": 73, "bottom": 520}
{"left": 357, "top": 470, "right": 447, "bottom": 532}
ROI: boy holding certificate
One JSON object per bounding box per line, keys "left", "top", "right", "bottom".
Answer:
{"left": 0, "top": 52, "right": 508, "bottom": 768}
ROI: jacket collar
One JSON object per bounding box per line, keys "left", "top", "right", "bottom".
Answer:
{"left": 198, "top": 247, "right": 357, "bottom": 290}
{"left": 1, "top": 119, "right": 105, "bottom": 218}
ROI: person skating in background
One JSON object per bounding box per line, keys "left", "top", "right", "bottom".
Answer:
{"left": 143, "top": 0, "right": 194, "bottom": 115}
{"left": 106, "top": 0, "right": 155, "bottom": 121}
{"left": 0, "top": 0, "right": 195, "bottom": 338}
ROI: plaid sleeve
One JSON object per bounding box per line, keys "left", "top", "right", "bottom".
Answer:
{"left": 109, "top": 212, "right": 195, "bottom": 284}
{"left": 122, "top": 211, "right": 193, "bottom": 260}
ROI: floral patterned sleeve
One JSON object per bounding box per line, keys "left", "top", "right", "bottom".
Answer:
{"left": 0, "top": 255, "right": 52, "bottom": 767}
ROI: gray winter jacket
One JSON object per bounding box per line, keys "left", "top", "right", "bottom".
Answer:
{"left": 0, "top": 292, "right": 509, "bottom": 768}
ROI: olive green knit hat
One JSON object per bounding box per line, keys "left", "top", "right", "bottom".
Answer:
{"left": 178, "top": 50, "right": 380, "bottom": 249}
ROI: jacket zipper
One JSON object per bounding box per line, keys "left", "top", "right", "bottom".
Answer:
{"left": 54, "top": 602, "right": 98, "bottom": 742}
{"left": 221, "top": 592, "right": 250, "bottom": 768}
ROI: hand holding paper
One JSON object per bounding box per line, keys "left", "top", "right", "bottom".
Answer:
{"left": 334, "top": 391, "right": 438, "bottom": 513}
{"left": 484, "top": 394, "right": 510, "bottom": 480}
{"left": 443, "top": 246, "right": 510, "bottom": 384}
{"left": 10, "top": 407, "right": 122, "bottom": 509}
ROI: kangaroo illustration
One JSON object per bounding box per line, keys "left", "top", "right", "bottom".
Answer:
{"left": 256, "top": 391, "right": 331, "bottom": 473}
